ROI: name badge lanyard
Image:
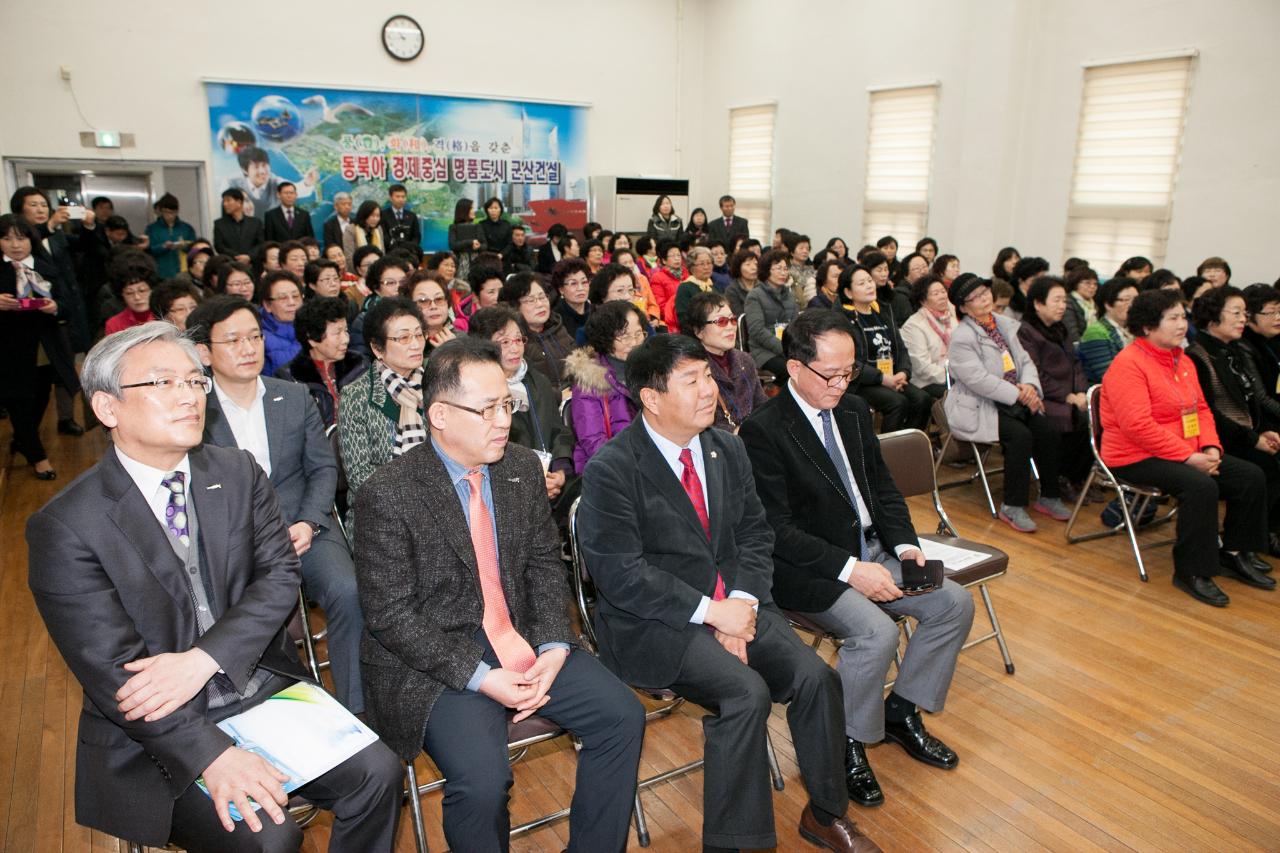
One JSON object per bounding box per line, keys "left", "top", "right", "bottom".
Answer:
{"left": 1156, "top": 352, "right": 1201, "bottom": 439}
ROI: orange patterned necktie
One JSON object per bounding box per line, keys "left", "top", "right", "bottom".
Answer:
{"left": 464, "top": 469, "right": 537, "bottom": 673}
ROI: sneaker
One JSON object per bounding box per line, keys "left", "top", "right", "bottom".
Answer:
{"left": 1033, "top": 497, "right": 1071, "bottom": 521}
{"left": 998, "top": 504, "right": 1037, "bottom": 532}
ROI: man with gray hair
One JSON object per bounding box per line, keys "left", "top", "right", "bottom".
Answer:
{"left": 323, "top": 192, "right": 354, "bottom": 250}
{"left": 26, "top": 322, "right": 401, "bottom": 852}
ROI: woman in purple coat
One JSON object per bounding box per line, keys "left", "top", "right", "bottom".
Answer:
{"left": 565, "top": 300, "right": 647, "bottom": 472}
{"left": 685, "top": 290, "right": 766, "bottom": 432}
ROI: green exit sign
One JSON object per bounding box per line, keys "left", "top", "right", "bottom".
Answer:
{"left": 94, "top": 131, "right": 121, "bottom": 148}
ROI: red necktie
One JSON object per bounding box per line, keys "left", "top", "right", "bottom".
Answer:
{"left": 465, "top": 470, "right": 537, "bottom": 673}
{"left": 679, "top": 449, "right": 725, "bottom": 600}
{"left": 724, "top": 218, "right": 732, "bottom": 228}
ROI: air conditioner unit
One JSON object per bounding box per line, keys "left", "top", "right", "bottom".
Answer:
{"left": 590, "top": 176, "right": 690, "bottom": 235}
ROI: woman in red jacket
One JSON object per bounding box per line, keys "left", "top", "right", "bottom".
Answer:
{"left": 1100, "top": 288, "right": 1271, "bottom": 606}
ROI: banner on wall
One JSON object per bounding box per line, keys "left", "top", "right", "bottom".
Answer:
{"left": 204, "top": 82, "right": 589, "bottom": 251}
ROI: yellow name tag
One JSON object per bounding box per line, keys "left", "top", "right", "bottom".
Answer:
{"left": 876, "top": 357, "right": 893, "bottom": 375}
{"left": 774, "top": 323, "right": 786, "bottom": 340}
{"left": 1001, "top": 351, "right": 1015, "bottom": 373}
{"left": 1274, "top": 374, "right": 1280, "bottom": 394}
{"left": 1182, "top": 411, "right": 1200, "bottom": 439}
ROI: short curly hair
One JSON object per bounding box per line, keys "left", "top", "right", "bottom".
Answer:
{"left": 584, "top": 300, "right": 648, "bottom": 355}
{"left": 1190, "top": 285, "right": 1245, "bottom": 331}
{"left": 1126, "top": 288, "right": 1184, "bottom": 337}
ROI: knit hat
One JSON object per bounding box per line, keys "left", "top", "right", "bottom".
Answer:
{"left": 948, "top": 273, "right": 987, "bottom": 309}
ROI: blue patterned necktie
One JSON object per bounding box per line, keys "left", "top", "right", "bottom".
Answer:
{"left": 161, "top": 471, "right": 190, "bottom": 548}
{"left": 819, "top": 410, "right": 868, "bottom": 561}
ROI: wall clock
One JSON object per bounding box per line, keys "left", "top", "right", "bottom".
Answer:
{"left": 382, "top": 15, "right": 424, "bottom": 61}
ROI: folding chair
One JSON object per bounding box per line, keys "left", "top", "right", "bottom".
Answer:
{"left": 784, "top": 609, "right": 911, "bottom": 691}
{"left": 325, "top": 423, "right": 349, "bottom": 543}
{"left": 1063, "top": 384, "right": 1176, "bottom": 582}
{"left": 736, "top": 312, "right": 776, "bottom": 387}
{"left": 878, "top": 428, "right": 1016, "bottom": 675}
{"left": 567, "top": 498, "right": 784, "bottom": 848}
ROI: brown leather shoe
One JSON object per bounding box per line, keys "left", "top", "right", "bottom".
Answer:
{"left": 798, "top": 804, "right": 882, "bottom": 852}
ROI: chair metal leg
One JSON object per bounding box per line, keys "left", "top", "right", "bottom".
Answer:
{"left": 1063, "top": 467, "right": 1096, "bottom": 543}
{"left": 634, "top": 790, "right": 651, "bottom": 847}
{"left": 973, "top": 443, "right": 998, "bottom": 517}
{"left": 1117, "top": 491, "right": 1151, "bottom": 583}
{"left": 980, "top": 584, "right": 1014, "bottom": 674}
{"left": 127, "top": 844, "right": 143, "bottom": 853}
{"left": 764, "top": 730, "right": 785, "bottom": 791}
{"left": 296, "top": 588, "right": 323, "bottom": 684}
{"left": 404, "top": 761, "right": 429, "bottom": 853}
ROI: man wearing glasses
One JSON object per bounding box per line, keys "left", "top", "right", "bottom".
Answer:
{"left": 353, "top": 337, "right": 643, "bottom": 852}
{"left": 27, "top": 321, "right": 401, "bottom": 851}
{"left": 188, "top": 296, "right": 367, "bottom": 719}
{"left": 738, "top": 309, "right": 974, "bottom": 811}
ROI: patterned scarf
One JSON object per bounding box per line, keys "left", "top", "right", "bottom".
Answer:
{"left": 378, "top": 362, "right": 426, "bottom": 455}
{"left": 975, "top": 315, "right": 1018, "bottom": 382}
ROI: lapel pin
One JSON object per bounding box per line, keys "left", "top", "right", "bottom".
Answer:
{"left": 205, "top": 484, "right": 222, "bottom": 490}
{"left": 508, "top": 477, "right": 520, "bottom": 483}
{"left": 272, "top": 396, "right": 284, "bottom": 402}
{"left": 710, "top": 451, "right": 717, "bottom": 459}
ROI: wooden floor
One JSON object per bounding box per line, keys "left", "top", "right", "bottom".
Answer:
{"left": 3, "top": 414, "right": 1280, "bottom": 853}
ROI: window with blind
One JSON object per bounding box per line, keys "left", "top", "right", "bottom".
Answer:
{"left": 1064, "top": 56, "right": 1194, "bottom": 277}
{"left": 728, "top": 104, "right": 776, "bottom": 240}
{"left": 861, "top": 85, "right": 939, "bottom": 250}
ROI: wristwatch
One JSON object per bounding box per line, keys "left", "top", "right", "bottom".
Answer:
{"left": 307, "top": 521, "right": 323, "bottom": 535}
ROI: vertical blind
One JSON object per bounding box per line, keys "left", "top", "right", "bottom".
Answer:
{"left": 861, "top": 85, "right": 939, "bottom": 249}
{"left": 728, "top": 104, "right": 776, "bottom": 241}
{"left": 1064, "top": 56, "right": 1194, "bottom": 276}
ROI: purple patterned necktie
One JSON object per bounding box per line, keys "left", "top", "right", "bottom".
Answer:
{"left": 286, "top": 208, "right": 294, "bottom": 229}
{"left": 161, "top": 471, "right": 190, "bottom": 547}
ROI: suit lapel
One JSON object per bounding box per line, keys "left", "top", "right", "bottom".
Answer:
{"left": 632, "top": 423, "right": 713, "bottom": 546}
{"left": 202, "top": 392, "right": 238, "bottom": 450}
{"left": 411, "top": 445, "right": 482, "bottom": 591}
{"left": 702, "top": 431, "right": 726, "bottom": 548}
{"left": 188, "top": 447, "right": 231, "bottom": 612}
{"left": 488, "top": 454, "right": 524, "bottom": 600}
{"left": 780, "top": 387, "right": 855, "bottom": 511}
{"left": 835, "top": 402, "right": 875, "bottom": 513}
{"left": 101, "top": 452, "right": 192, "bottom": 612}
{"left": 263, "top": 387, "right": 287, "bottom": 477}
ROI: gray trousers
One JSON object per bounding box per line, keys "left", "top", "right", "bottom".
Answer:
{"left": 799, "top": 539, "right": 974, "bottom": 743}
{"left": 300, "top": 525, "right": 365, "bottom": 714}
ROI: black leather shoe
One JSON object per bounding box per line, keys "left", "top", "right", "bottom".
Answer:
{"left": 34, "top": 468, "right": 56, "bottom": 481}
{"left": 57, "top": 418, "right": 85, "bottom": 436}
{"left": 844, "top": 739, "right": 884, "bottom": 806}
{"left": 882, "top": 713, "right": 958, "bottom": 770}
{"left": 1248, "top": 550, "right": 1273, "bottom": 574}
{"left": 1172, "top": 574, "right": 1229, "bottom": 606}
{"left": 1218, "top": 551, "right": 1277, "bottom": 590}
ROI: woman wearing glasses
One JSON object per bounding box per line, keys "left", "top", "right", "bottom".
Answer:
{"left": 685, "top": 291, "right": 765, "bottom": 433}
{"left": 401, "top": 272, "right": 457, "bottom": 355}
{"left": 564, "top": 300, "right": 648, "bottom": 472}
{"left": 338, "top": 296, "right": 428, "bottom": 533}
{"left": 945, "top": 274, "right": 1068, "bottom": 533}
{"left": 499, "top": 272, "right": 575, "bottom": 392}
{"left": 257, "top": 270, "right": 305, "bottom": 376}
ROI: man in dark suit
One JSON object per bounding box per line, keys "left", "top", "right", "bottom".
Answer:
{"left": 190, "top": 295, "right": 366, "bottom": 715}
{"left": 380, "top": 183, "right": 421, "bottom": 251}
{"left": 739, "top": 309, "right": 974, "bottom": 808}
{"left": 213, "top": 188, "right": 265, "bottom": 264}
{"left": 578, "top": 334, "right": 880, "bottom": 853}
{"left": 263, "top": 181, "right": 314, "bottom": 243}
{"left": 27, "top": 321, "right": 401, "bottom": 852}
{"left": 705, "top": 194, "right": 750, "bottom": 246}
{"left": 354, "top": 337, "right": 644, "bottom": 852}
{"left": 322, "top": 192, "right": 353, "bottom": 250}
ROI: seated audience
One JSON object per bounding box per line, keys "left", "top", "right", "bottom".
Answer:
{"left": 251, "top": 241, "right": 281, "bottom": 284}
{"left": 634, "top": 234, "right": 659, "bottom": 278}
{"left": 740, "top": 308, "right": 973, "bottom": 809}
{"left": 304, "top": 257, "right": 357, "bottom": 323}
{"left": 257, "top": 270, "right": 304, "bottom": 376}
{"left": 725, "top": 247, "right": 760, "bottom": 316}
{"left": 536, "top": 223, "right": 568, "bottom": 274}
{"left": 401, "top": 272, "right": 457, "bottom": 356}
{"left": 583, "top": 239, "right": 605, "bottom": 275}
{"left": 674, "top": 245, "right": 716, "bottom": 332}
{"left": 502, "top": 223, "right": 534, "bottom": 274}
{"left": 565, "top": 301, "right": 646, "bottom": 472}
{"left": 1198, "top": 256, "right": 1231, "bottom": 288}
{"left": 104, "top": 252, "right": 159, "bottom": 335}
{"left": 875, "top": 235, "right": 900, "bottom": 279}
{"left": 551, "top": 257, "right": 593, "bottom": 341}
{"left": 863, "top": 250, "right": 911, "bottom": 325}
{"left": 685, "top": 291, "right": 766, "bottom": 432}
{"left": 1181, "top": 275, "right": 1212, "bottom": 306}
{"left": 189, "top": 296, "right": 367, "bottom": 715}
{"left": 1241, "top": 284, "right": 1280, "bottom": 399}
{"left": 28, "top": 322, "right": 401, "bottom": 852}
{"left": 1016, "top": 277, "right": 1093, "bottom": 497}
{"left": 278, "top": 295, "right": 368, "bottom": 427}
{"left": 930, "top": 254, "right": 960, "bottom": 288}
{"left": 500, "top": 272, "right": 574, "bottom": 391}
{"left": 278, "top": 241, "right": 308, "bottom": 279}
{"left": 899, "top": 274, "right": 956, "bottom": 398}
{"left": 353, "top": 338, "right": 644, "bottom": 853}
{"left": 469, "top": 306, "right": 577, "bottom": 515}
{"left": 176, "top": 245, "right": 213, "bottom": 293}
{"left": 1007, "top": 256, "right": 1049, "bottom": 321}
{"left": 350, "top": 255, "right": 411, "bottom": 355}
{"left": 743, "top": 248, "right": 798, "bottom": 377}
{"left": 1078, "top": 279, "right": 1138, "bottom": 384}
{"left": 945, "top": 276, "right": 1068, "bottom": 532}
{"left": 841, "top": 263, "right": 932, "bottom": 431}
{"left": 150, "top": 280, "right": 201, "bottom": 330}
{"left": 991, "top": 246, "right": 1020, "bottom": 289}
{"left": 1186, "top": 286, "right": 1280, "bottom": 554}
{"left": 648, "top": 239, "right": 687, "bottom": 331}
{"left": 453, "top": 264, "right": 504, "bottom": 329}
{"left": 338, "top": 296, "right": 427, "bottom": 533}
{"left": 589, "top": 262, "right": 638, "bottom": 306}
{"left": 1062, "top": 266, "right": 1100, "bottom": 344}
{"left": 576, "top": 333, "right": 878, "bottom": 852}
{"left": 1100, "top": 288, "right": 1271, "bottom": 605}
{"left": 783, "top": 232, "right": 816, "bottom": 305}
{"left": 809, "top": 258, "right": 847, "bottom": 310}
{"left": 708, "top": 241, "right": 732, "bottom": 291}
{"left": 609, "top": 248, "right": 664, "bottom": 327}
{"left": 1117, "top": 256, "right": 1154, "bottom": 281}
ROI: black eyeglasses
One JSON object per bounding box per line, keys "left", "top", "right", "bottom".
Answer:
{"left": 439, "top": 398, "right": 519, "bottom": 421}
{"left": 798, "top": 360, "right": 859, "bottom": 388}
{"left": 119, "top": 374, "right": 212, "bottom": 394}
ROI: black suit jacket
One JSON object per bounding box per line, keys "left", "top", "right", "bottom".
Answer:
{"left": 323, "top": 214, "right": 350, "bottom": 249}
{"left": 706, "top": 215, "right": 750, "bottom": 246}
{"left": 202, "top": 376, "right": 337, "bottom": 528}
{"left": 353, "top": 442, "right": 572, "bottom": 758}
{"left": 263, "top": 205, "right": 314, "bottom": 242}
{"left": 213, "top": 214, "right": 265, "bottom": 258}
{"left": 380, "top": 205, "right": 421, "bottom": 250}
{"left": 577, "top": 418, "right": 775, "bottom": 689}
{"left": 738, "top": 385, "right": 919, "bottom": 613}
{"left": 26, "top": 444, "right": 306, "bottom": 845}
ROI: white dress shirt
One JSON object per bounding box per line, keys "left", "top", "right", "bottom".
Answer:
{"left": 115, "top": 446, "right": 193, "bottom": 529}
{"left": 213, "top": 377, "right": 272, "bottom": 477}
{"left": 787, "top": 381, "right": 916, "bottom": 579}
{"left": 640, "top": 415, "right": 758, "bottom": 624}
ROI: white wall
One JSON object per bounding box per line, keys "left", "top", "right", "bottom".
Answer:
{"left": 0, "top": 0, "right": 697, "bottom": 224}
{"left": 697, "top": 0, "right": 1279, "bottom": 283}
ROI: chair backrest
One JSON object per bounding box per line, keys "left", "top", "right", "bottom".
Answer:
{"left": 877, "top": 428, "right": 937, "bottom": 499}
{"left": 1086, "top": 383, "right": 1104, "bottom": 459}
{"left": 736, "top": 313, "right": 749, "bottom": 352}
{"left": 566, "top": 497, "right": 599, "bottom": 650}
{"left": 560, "top": 394, "right": 573, "bottom": 430}
{"left": 326, "top": 423, "right": 348, "bottom": 497}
